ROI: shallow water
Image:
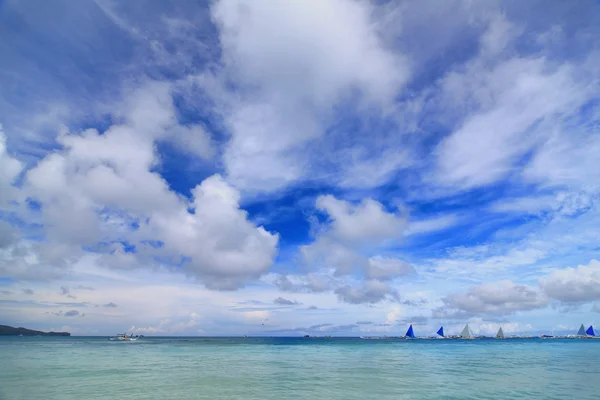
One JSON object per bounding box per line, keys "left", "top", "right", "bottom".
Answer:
{"left": 1, "top": 337, "right": 599, "bottom": 399}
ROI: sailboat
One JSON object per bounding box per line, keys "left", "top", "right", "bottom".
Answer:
{"left": 436, "top": 326, "right": 444, "bottom": 338}
{"left": 460, "top": 324, "right": 474, "bottom": 339}
{"left": 496, "top": 327, "right": 504, "bottom": 339}
{"left": 405, "top": 324, "right": 415, "bottom": 339}
{"left": 576, "top": 324, "right": 587, "bottom": 337}
{"left": 586, "top": 325, "right": 596, "bottom": 337}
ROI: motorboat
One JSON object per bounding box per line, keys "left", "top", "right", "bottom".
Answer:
{"left": 109, "top": 333, "right": 139, "bottom": 341}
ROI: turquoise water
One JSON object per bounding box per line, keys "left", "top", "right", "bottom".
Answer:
{"left": 1, "top": 337, "right": 599, "bottom": 399}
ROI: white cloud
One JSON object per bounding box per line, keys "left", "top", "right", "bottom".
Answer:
{"left": 366, "top": 256, "right": 415, "bottom": 280}
{"left": 539, "top": 259, "right": 600, "bottom": 303}
{"left": 0, "top": 220, "right": 18, "bottom": 249}
{"left": 300, "top": 195, "right": 411, "bottom": 281}
{"left": 489, "top": 196, "right": 557, "bottom": 214}
{"left": 209, "top": 0, "right": 408, "bottom": 193}
{"left": 404, "top": 214, "right": 460, "bottom": 236}
{"left": 477, "top": 322, "right": 533, "bottom": 336}
{"left": 11, "top": 83, "right": 279, "bottom": 289}
{"left": 335, "top": 279, "right": 398, "bottom": 304}
{"left": 0, "top": 241, "right": 76, "bottom": 281}
{"left": 489, "top": 192, "right": 595, "bottom": 216}
{"left": 429, "top": 245, "right": 547, "bottom": 278}
{"left": 0, "top": 127, "right": 24, "bottom": 206}
{"left": 3, "top": 0, "right": 600, "bottom": 334}
{"left": 301, "top": 238, "right": 367, "bottom": 276}
{"left": 523, "top": 124, "right": 600, "bottom": 190}
{"left": 315, "top": 195, "right": 407, "bottom": 245}
{"left": 271, "top": 273, "right": 334, "bottom": 293}
{"left": 436, "top": 280, "right": 548, "bottom": 317}
{"left": 273, "top": 297, "right": 301, "bottom": 306}
{"left": 150, "top": 174, "right": 279, "bottom": 289}
{"left": 433, "top": 14, "right": 597, "bottom": 191}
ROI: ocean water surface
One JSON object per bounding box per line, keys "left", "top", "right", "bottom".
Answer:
{"left": 1, "top": 336, "right": 599, "bottom": 400}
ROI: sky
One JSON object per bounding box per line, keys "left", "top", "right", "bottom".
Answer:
{"left": 1, "top": 0, "right": 600, "bottom": 337}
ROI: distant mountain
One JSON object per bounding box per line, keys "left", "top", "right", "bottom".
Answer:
{"left": 0, "top": 325, "right": 70, "bottom": 336}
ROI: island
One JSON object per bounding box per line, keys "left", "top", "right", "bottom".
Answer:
{"left": 0, "top": 324, "right": 71, "bottom": 336}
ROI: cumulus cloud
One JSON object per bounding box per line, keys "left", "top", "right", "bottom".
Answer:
{"left": 540, "top": 259, "right": 600, "bottom": 303}
{"left": 301, "top": 195, "right": 411, "bottom": 279}
{"left": 273, "top": 297, "right": 301, "bottom": 306}
{"left": 435, "top": 280, "right": 548, "bottom": 318}
{"left": 0, "top": 241, "right": 75, "bottom": 281}
{"left": 159, "top": 174, "right": 279, "bottom": 290}
{"left": 273, "top": 274, "right": 333, "bottom": 293}
{"left": 11, "top": 83, "right": 279, "bottom": 290}
{"left": 2, "top": 0, "right": 600, "bottom": 335}
{"left": 314, "top": 195, "right": 407, "bottom": 245}
{"left": 301, "top": 238, "right": 366, "bottom": 276}
{"left": 592, "top": 303, "right": 600, "bottom": 313}
{"left": 366, "top": 257, "right": 415, "bottom": 280}
{"left": 335, "top": 280, "right": 399, "bottom": 304}
{"left": 209, "top": 0, "right": 408, "bottom": 193}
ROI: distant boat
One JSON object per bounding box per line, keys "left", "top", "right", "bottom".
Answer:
{"left": 577, "top": 324, "right": 586, "bottom": 336}
{"left": 360, "top": 336, "right": 393, "bottom": 340}
{"left": 436, "top": 326, "right": 444, "bottom": 338}
{"left": 460, "top": 324, "right": 474, "bottom": 339}
{"left": 586, "top": 325, "right": 596, "bottom": 336}
{"left": 496, "top": 327, "right": 504, "bottom": 339}
{"left": 109, "top": 333, "right": 138, "bottom": 341}
{"left": 405, "top": 324, "right": 415, "bottom": 339}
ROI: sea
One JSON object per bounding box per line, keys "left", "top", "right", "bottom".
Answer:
{"left": 1, "top": 336, "right": 599, "bottom": 400}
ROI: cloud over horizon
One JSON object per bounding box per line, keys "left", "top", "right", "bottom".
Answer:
{"left": 1, "top": 0, "right": 600, "bottom": 336}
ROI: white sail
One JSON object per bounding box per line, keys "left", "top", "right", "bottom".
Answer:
{"left": 496, "top": 327, "right": 504, "bottom": 339}
{"left": 460, "top": 324, "right": 473, "bottom": 339}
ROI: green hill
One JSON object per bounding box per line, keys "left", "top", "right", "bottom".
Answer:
{"left": 0, "top": 325, "right": 71, "bottom": 336}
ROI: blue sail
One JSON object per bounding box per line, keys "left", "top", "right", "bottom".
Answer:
{"left": 436, "top": 326, "right": 444, "bottom": 337}
{"left": 586, "top": 325, "right": 595, "bottom": 336}
{"left": 406, "top": 324, "right": 415, "bottom": 338}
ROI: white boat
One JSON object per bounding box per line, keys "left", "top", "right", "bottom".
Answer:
{"left": 109, "top": 333, "right": 139, "bottom": 341}
{"left": 460, "top": 324, "right": 475, "bottom": 339}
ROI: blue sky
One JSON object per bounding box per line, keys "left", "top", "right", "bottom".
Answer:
{"left": 1, "top": 0, "right": 600, "bottom": 336}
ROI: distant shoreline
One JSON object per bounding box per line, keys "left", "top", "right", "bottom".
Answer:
{"left": 0, "top": 325, "right": 70, "bottom": 336}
